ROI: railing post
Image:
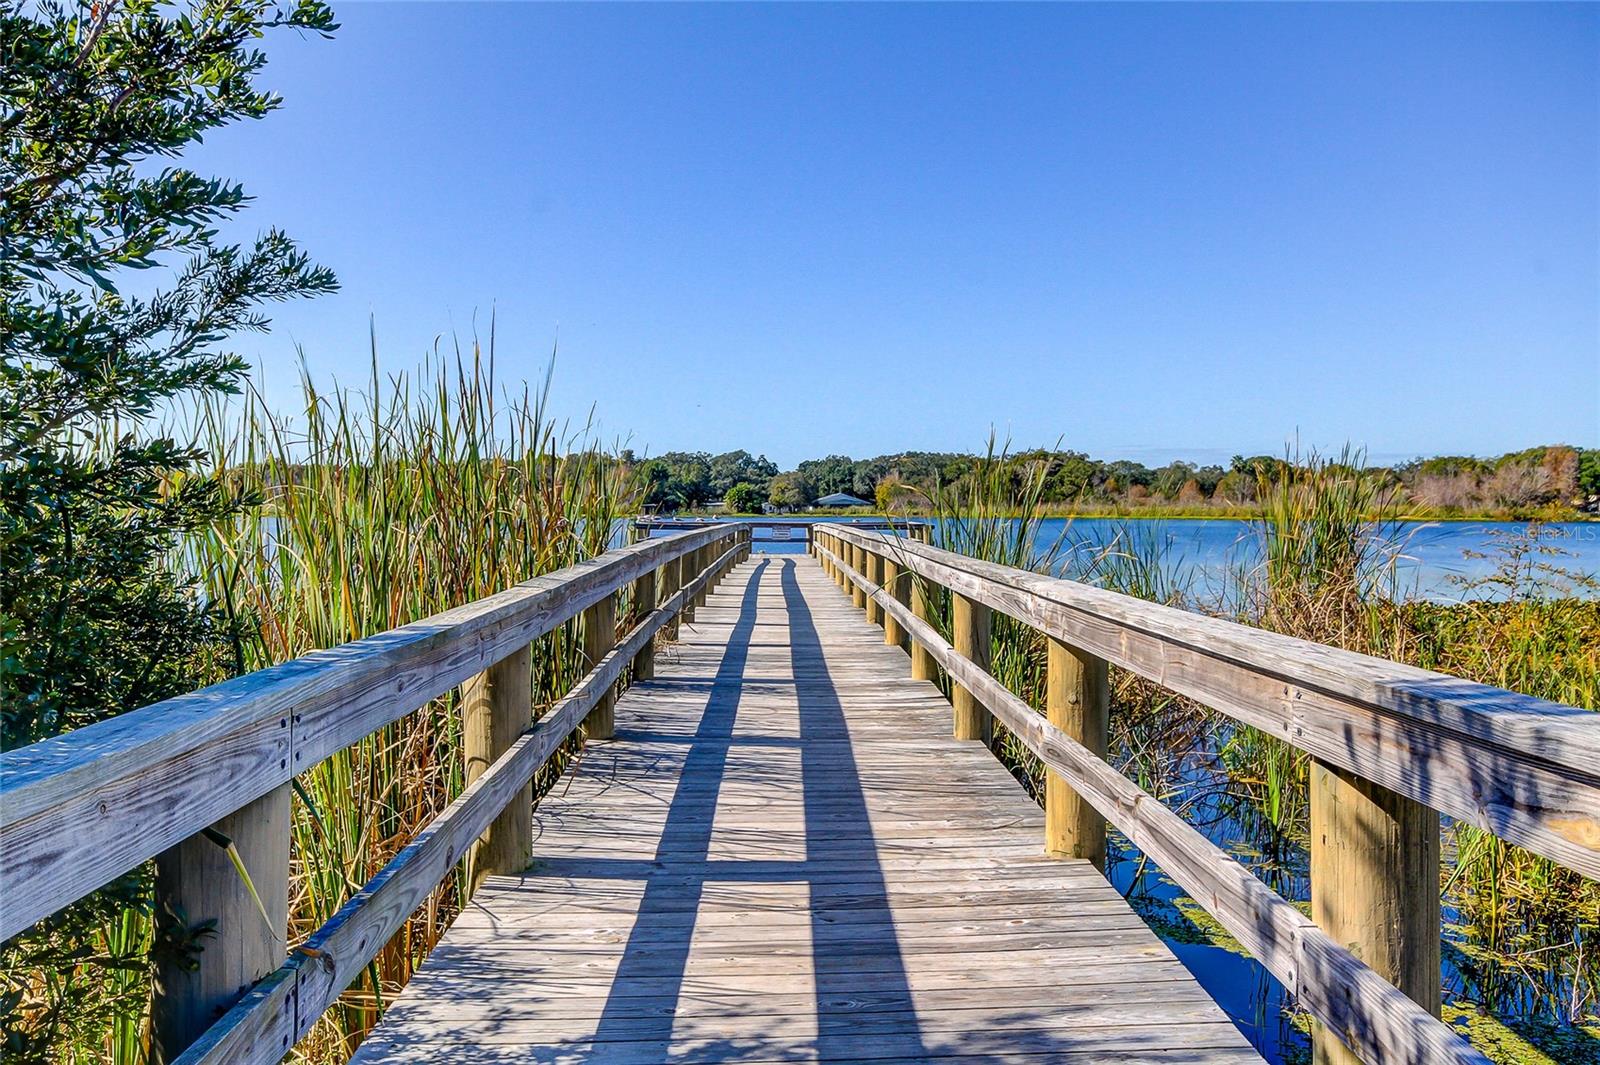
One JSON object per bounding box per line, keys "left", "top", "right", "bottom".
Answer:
{"left": 909, "top": 567, "right": 938, "bottom": 682}
{"left": 851, "top": 543, "right": 867, "bottom": 609}
{"left": 883, "top": 556, "right": 907, "bottom": 649}
{"left": 1044, "top": 638, "right": 1108, "bottom": 868}
{"left": 951, "top": 591, "right": 991, "bottom": 742}
{"left": 151, "top": 783, "right": 290, "bottom": 1063}
{"left": 682, "top": 547, "right": 699, "bottom": 624}
{"left": 864, "top": 546, "right": 885, "bottom": 627}
{"left": 462, "top": 646, "right": 534, "bottom": 891}
{"left": 582, "top": 592, "right": 617, "bottom": 739}
{"left": 632, "top": 559, "right": 657, "bottom": 682}
{"left": 1310, "top": 765, "right": 1441, "bottom": 1065}
{"left": 662, "top": 553, "right": 683, "bottom": 640}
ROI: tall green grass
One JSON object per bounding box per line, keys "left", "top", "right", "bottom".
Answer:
{"left": 192, "top": 336, "right": 637, "bottom": 1061}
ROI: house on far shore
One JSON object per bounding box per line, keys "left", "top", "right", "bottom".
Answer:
{"left": 812, "top": 492, "right": 872, "bottom": 508}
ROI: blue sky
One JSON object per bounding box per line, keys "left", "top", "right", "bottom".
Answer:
{"left": 191, "top": 2, "right": 1598, "bottom": 468}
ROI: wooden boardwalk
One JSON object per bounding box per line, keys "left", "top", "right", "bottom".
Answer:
{"left": 353, "top": 555, "right": 1263, "bottom": 1064}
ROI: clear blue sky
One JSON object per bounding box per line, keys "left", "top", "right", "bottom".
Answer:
{"left": 191, "top": 2, "right": 1598, "bottom": 468}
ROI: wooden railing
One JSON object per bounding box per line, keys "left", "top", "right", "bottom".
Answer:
{"left": 0, "top": 523, "right": 751, "bottom": 1064}
{"left": 813, "top": 523, "right": 1600, "bottom": 1065}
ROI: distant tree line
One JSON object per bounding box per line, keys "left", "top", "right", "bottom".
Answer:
{"left": 621, "top": 445, "right": 1599, "bottom": 517}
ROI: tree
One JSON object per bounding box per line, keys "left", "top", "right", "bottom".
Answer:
{"left": 1541, "top": 446, "right": 1580, "bottom": 503}
{"left": 1151, "top": 462, "right": 1196, "bottom": 500}
{"left": 724, "top": 482, "right": 765, "bottom": 513}
{"left": 1214, "top": 470, "right": 1255, "bottom": 504}
{"left": 636, "top": 458, "right": 671, "bottom": 505}
{"left": 1485, "top": 460, "right": 1550, "bottom": 510}
{"left": 1, "top": 0, "right": 336, "bottom": 1056}
{"left": 708, "top": 450, "right": 777, "bottom": 498}
{"left": 1103, "top": 460, "right": 1153, "bottom": 494}
{"left": 796, "top": 454, "right": 856, "bottom": 497}
{"left": 875, "top": 476, "right": 909, "bottom": 512}
{"left": 766, "top": 473, "right": 807, "bottom": 511}
{"left": 639, "top": 452, "right": 713, "bottom": 510}
{"left": 850, "top": 463, "right": 882, "bottom": 501}
{"left": 1579, "top": 450, "right": 1600, "bottom": 502}
{"left": 1042, "top": 451, "right": 1097, "bottom": 502}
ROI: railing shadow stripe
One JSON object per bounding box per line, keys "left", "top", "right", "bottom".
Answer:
{"left": 589, "top": 559, "right": 767, "bottom": 1046}
{"left": 781, "top": 558, "right": 928, "bottom": 1058}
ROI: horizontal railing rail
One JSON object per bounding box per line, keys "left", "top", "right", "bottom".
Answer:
{"left": 814, "top": 523, "right": 1600, "bottom": 1065}
{"left": 819, "top": 525, "right": 1600, "bottom": 877}
{"left": 0, "top": 522, "right": 750, "bottom": 1062}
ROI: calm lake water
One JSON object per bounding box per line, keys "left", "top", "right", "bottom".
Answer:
{"left": 744, "top": 517, "right": 1600, "bottom": 601}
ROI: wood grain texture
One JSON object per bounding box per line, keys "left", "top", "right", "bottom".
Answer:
{"left": 661, "top": 555, "right": 683, "bottom": 642}
{"left": 882, "top": 558, "right": 907, "bottom": 649}
{"left": 349, "top": 557, "right": 1260, "bottom": 1065}
{"left": 151, "top": 783, "right": 291, "bottom": 1063}
{"left": 821, "top": 525, "right": 1600, "bottom": 881}
{"left": 1310, "top": 761, "right": 1442, "bottom": 1065}
{"left": 0, "top": 526, "right": 742, "bottom": 939}
{"left": 583, "top": 595, "right": 619, "bottom": 740}
{"left": 631, "top": 563, "right": 657, "bottom": 681}
{"left": 463, "top": 646, "right": 534, "bottom": 890}
{"left": 1045, "top": 638, "right": 1108, "bottom": 867}
{"left": 865, "top": 548, "right": 885, "bottom": 626}
{"left": 951, "top": 591, "right": 992, "bottom": 743}
{"left": 172, "top": 541, "right": 745, "bottom": 1065}
{"left": 909, "top": 555, "right": 938, "bottom": 683}
{"left": 817, "top": 542, "right": 1490, "bottom": 1065}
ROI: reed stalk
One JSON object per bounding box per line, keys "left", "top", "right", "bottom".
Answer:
{"left": 191, "top": 333, "right": 637, "bottom": 1060}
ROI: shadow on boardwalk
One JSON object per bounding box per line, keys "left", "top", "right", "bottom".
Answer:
{"left": 351, "top": 557, "right": 1262, "bottom": 1065}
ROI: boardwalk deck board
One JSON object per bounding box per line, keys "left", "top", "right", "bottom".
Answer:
{"left": 352, "top": 556, "right": 1263, "bottom": 1064}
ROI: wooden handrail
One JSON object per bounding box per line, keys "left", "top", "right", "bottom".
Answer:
{"left": 819, "top": 524, "right": 1600, "bottom": 879}
{"left": 170, "top": 533, "right": 750, "bottom": 1064}
{"left": 813, "top": 531, "right": 1500, "bottom": 1065}
{"left": 0, "top": 524, "right": 745, "bottom": 940}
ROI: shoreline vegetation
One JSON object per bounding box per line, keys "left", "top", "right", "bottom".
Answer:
{"left": 629, "top": 444, "right": 1600, "bottom": 524}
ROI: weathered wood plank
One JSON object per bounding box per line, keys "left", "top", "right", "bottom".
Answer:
{"left": 349, "top": 557, "right": 1259, "bottom": 1065}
